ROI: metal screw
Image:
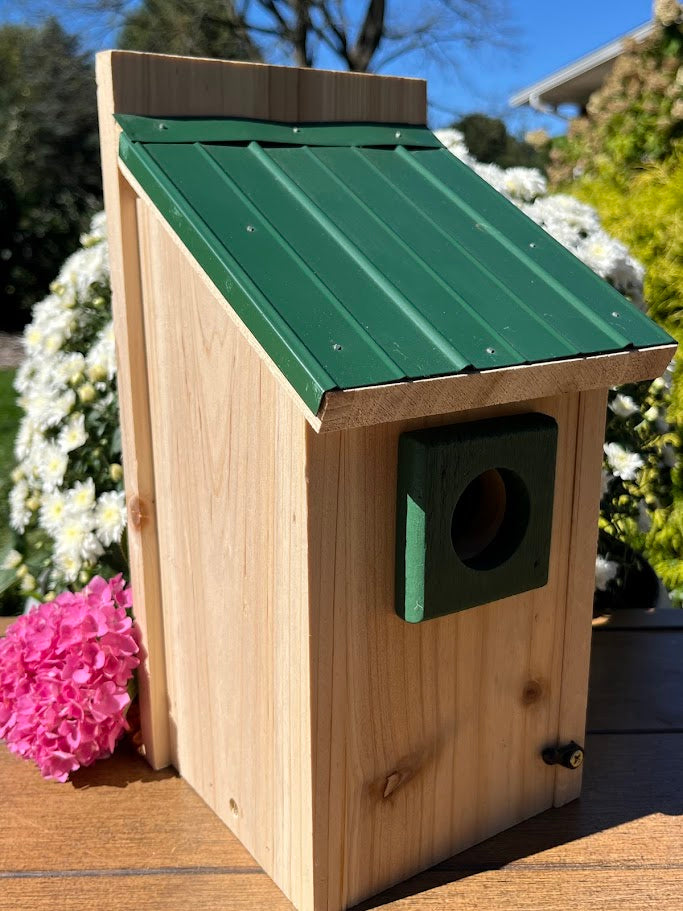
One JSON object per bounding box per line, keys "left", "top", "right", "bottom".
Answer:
{"left": 293, "top": 126, "right": 300, "bottom": 133}
{"left": 158, "top": 122, "right": 168, "bottom": 131}
{"left": 395, "top": 130, "right": 402, "bottom": 138}
{"left": 612, "top": 310, "right": 620, "bottom": 318}
{"left": 541, "top": 741, "right": 584, "bottom": 770}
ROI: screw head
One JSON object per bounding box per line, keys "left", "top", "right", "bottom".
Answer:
{"left": 567, "top": 747, "right": 584, "bottom": 769}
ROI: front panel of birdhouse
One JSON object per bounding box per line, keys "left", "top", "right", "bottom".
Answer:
{"left": 305, "top": 391, "right": 597, "bottom": 910}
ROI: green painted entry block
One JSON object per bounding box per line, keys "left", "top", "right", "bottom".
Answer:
{"left": 396, "top": 413, "right": 558, "bottom": 623}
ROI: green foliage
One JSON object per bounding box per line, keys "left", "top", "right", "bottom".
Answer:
{"left": 549, "top": 19, "right": 683, "bottom": 184}
{"left": 573, "top": 149, "right": 683, "bottom": 410}
{"left": 0, "top": 19, "right": 101, "bottom": 331}
{"left": 118, "top": 0, "right": 261, "bottom": 60}
{"left": 572, "top": 153, "right": 683, "bottom": 599}
{"left": 454, "top": 113, "right": 546, "bottom": 170}
{"left": 0, "top": 370, "right": 23, "bottom": 614}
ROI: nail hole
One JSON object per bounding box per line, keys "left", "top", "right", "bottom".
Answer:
{"left": 486, "top": 346, "right": 496, "bottom": 355}
{"left": 229, "top": 798, "right": 239, "bottom": 817}
{"left": 395, "top": 130, "right": 402, "bottom": 138}
{"left": 246, "top": 225, "right": 255, "bottom": 233}
{"left": 332, "top": 343, "right": 343, "bottom": 351}
{"left": 292, "top": 126, "right": 300, "bottom": 133}
{"left": 612, "top": 311, "right": 620, "bottom": 318}
{"left": 529, "top": 242, "right": 536, "bottom": 248}
{"left": 158, "top": 122, "right": 168, "bottom": 130}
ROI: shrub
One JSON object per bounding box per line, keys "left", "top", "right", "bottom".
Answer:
{"left": 548, "top": 4, "right": 683, "bottom": 184}
{"left": 2, "top": 213, "right": 126, "bottom": 601}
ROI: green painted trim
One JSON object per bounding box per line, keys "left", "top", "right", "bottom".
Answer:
{"left": 116, "top": 114, "right": 439, "bottom": 148}
{"left": 119, "top": 132, "right": 332, "bottom": 413}
{"left": 396, "top": 413, "right": 558, "bottom": 623}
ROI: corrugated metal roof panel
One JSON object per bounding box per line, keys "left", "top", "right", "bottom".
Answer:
{"left": 117, "top": 115, "right": 672, "bottom": 414}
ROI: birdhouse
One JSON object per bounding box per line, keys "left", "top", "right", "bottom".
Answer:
{"left": 97, "top": 51, "right": 675, "bottom": 911}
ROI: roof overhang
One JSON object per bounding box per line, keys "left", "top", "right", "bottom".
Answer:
{"left": 509, "top": 20, "right": 655, "bottom": 111}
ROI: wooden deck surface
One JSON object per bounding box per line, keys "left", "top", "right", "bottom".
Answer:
{"left": 1, "top": 608, "right": 681, "bottom": 911}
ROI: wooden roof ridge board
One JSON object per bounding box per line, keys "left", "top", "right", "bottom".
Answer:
{"left": 116, "top": 114, "right": 675, "bottom": 430}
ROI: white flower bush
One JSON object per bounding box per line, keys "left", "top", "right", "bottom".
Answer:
{"left": 3, "top": 131, "right": 676, "bottom": 606}
{"left": 3, "top": 213, "right": 126, "bottom": 598}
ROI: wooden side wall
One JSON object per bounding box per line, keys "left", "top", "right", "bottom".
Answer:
{"left": 135, "top": 202, "right": 315, "bottom": 911}
{"left": 306, "top": 390, "right": 606, "bottom": 910}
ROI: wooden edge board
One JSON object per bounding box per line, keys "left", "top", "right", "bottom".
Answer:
{"left": 553, "top": 387, "right": 608, "bottom": 807}
{"left": 316, "top": 344, "right": 677, "bottom": 432}
{"left": 97, "top": 54, "right": 173, "bottom": 770}
{"left": 101, "top": 50, "right": 427, "bottom": 124}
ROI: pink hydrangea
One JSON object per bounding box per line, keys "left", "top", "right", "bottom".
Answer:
{"left": 0, "top": 574, "right": 139, "bottom": 782}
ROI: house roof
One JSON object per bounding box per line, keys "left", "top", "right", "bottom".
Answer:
{"left": 509, "top": 21, "right": 656, "bottom": 111}
{"left": 117, "top": 114, "right": 671, "bottom": 414}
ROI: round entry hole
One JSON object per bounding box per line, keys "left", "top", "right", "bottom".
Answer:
{"left": 451, "top": 468, "right": 530, "bottom": 570}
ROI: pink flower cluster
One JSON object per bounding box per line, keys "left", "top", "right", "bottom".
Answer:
{"left": 0, "top": 575, "right": 139, "bottom": 782}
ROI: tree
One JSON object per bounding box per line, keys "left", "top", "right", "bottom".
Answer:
{"left": 115, "top": 0, "right": 510, "bottom": 73}
{"left": 454, "top": 113, "right": 545, "bottom": 170}
{"left": 118, "top": 0, "right": 261, "bottom": 60}
{"left": 0, "top": 19, "right": 101, "bottom": 330}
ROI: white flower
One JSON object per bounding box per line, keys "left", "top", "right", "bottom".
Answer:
{"left": 9, "top": 480, "right": 30, "bottom": 533}
{"left": 501, "top": 167, "right": 547, "bottom": 201}
{"left": 54, "top": 551, "right": 82, "bottom": 583}
{"left": 86, "top": 322, "right": 116, "bottom": 381}
{"left": 39, "top": 442, "right": 68, "bottom": 491}
{"left": 54, "top": 509, "right": 103, "bottom": 564}
{"left": 609, "top": 394, "right": 639, "bottom": 419}
{"left": 603, "top": 442, "right": 643, "bottom": 481}
{"left": 39, "top": 491, "right": 69, "bottom": 535}
{"left": 595, "top": 555, "right": 619, "bottom": 591}
{"left": 58, "top": 413, "right": 88, "bottom": 453}
{"left": 67, "top": 479, "right": 97, "bottom": 513}
{"left": 94, "top": 490, "right": 126, "bottom": 546}
{"left": 1, "top": 549, "right": 22, "bottom": 570}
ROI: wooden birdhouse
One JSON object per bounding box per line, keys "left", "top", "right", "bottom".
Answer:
{"left": 97, "top": 51, "right": 675, "bottom": 911}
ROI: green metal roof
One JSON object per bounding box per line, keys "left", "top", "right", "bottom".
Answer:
{"left": 117, "top": 114, "right": 672, "bottom": 414}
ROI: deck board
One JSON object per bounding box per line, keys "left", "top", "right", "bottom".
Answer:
{"left": 1, "top": 608, "right": 681, "bottom": 911}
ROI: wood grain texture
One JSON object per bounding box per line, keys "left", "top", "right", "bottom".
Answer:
{"left": 96, "top": 57, "right": 171, "bottom": 770}
{"left": 4, "top": 870, "right": 683, "bottom": 911}
{"left": 553, "top": 388, "right": 607, "bottom": 808}
{"left": 316, "top": 345, "right": 676, "bottom": 432}
{"left": 103, "top": 50, "right": 426, "bottom": 124}
{"left": 135, "top": 200, "right": 314, "bottom": 911}
{"left": 306, "top": 393, "right": 589, "bottom": 910}
{"left": 2, "top": 726, "right": 681, "bottom": 911}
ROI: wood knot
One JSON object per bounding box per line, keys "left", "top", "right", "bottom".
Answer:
{"left": 128, "top": 495, "right": 145, "bottom": 530}
{"left": 522, "top": 679, "right": 543, "bottom": 705}
{"left": 382, "top": 768, "right": 413, "bottom": 799}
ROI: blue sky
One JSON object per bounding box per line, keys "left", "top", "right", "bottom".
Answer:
{"left": 3, "top": 0, "right": 654, "bottom": 135}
